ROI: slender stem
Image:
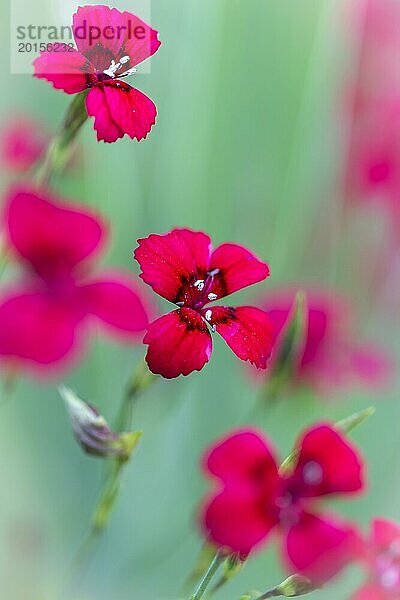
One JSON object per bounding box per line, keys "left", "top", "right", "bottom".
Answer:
{"left": 189, "top": 551, "right": 224, "bottom": 600}
{"left": 76, "top": 362, "right": 155, "bottom": 538}
{"left": 34, "top": 91, "right": 88, "bottom": 187}
{"left": 258, "top": 590, "right": 280, "bottom": 599}
{"left": 115, "top": 360, "right": 156, "bottom": 432}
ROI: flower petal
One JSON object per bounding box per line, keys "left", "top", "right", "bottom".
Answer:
{"left": 351, "top": 584, "right": 386, "bottom": 600}
{"left": 350, "top": 346, "right": 393, "bottom": 389}
{"left": 285, "top": 512, "right": 361, "bottom": 583}
{"left": 80, "top": 275, "right": 149, "bottom": 337}
{"left": 33, "top": 49, "right": 95, "bottom": 94}
{"left": 209, "top": 243, "right": 270, "bottom": 299}
{"left": 372, "top": 518, "right": 400, "bottom": 551}
{"left": 0, "top": 291, "right": 83, "bottom": 370}
{"left": 203, "top": 429, "right": 280, "bottom": 488}
{"left": 73, "top": 5, "right": 160, "bottom": 73}
{"left": 206, "top": 306, "right": 273, "bottom": 369}
{"left": 5, "top": 187, "right": 105, "bottom": 279}
{"left": 85, "top": 83, "right": 156, "bottom": 143}
{"left": 202, "top": 487, "right": 276, "bottom": 557}
{"left": 144, "top": 308, "right": 212, "bottom": 378}
{"left": 1, "top": 117, "right": 49, "bottom": 171}
{"left": 85, "top": 86, "right": 124, "bottom": 142}
{"left": 134, "top": 229, "right": 212, "bottom": 302}
{"left": 289, "top": 424, "right": 363, "bottom": 498}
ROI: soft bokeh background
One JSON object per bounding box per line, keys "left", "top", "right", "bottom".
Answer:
{"left": 1, "top": 1, "right": 399, "bottom": 598}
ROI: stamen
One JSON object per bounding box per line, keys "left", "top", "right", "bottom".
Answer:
{"left": 176, "top": 301, "right": 184, "bottom": 307}
{"left": 208, "top": 293, "right": 218, "bottom": 301}
{"left": 194, "top": 279, "right": 205, "bottom": 291}
{"left": 208, "top": 268, "right": 220, "bottom": 277}
{"left": 205, "top": 309, "right": 212, "bottom": 321}
{"left": 103, "top": 55, "right": 135, "bottom": 79}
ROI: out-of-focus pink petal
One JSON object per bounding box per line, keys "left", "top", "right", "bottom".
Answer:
{"left": 202, "top": 487, "right": 276, "bottom": 557}
{"left": 203, "top": 429, "right": 280, "bottom": 490}
{"left": 209, "top": 243, "right": 270, "bottom": 298}
{"left": 350, "top": 346, "right": 393, "bottom": 388}
{"left": 285, "top": 512, "right": 360, "bottom": 583}
{"left": 80, "top": 275, "right": 149, "bottom": 337}
{"left": 372, "top": 518, "right": 400, "bottom": 551}
{"left": 134, "top": 229, "right": 212, "bottom": 302}
{"left": 1, "top": 118, "right": 49, "bottom": 171}
{"left": 0, "top": 290, "right": 83, "bottom": 369}
{"left": 351, "top": 584, "right": 387, "bottom": 600}
{"left": 144, "top": 308, "right": 212, "bottom": 378}
{"left": 72, "top": 5, "right": 160, "bottom": 72}
{"left": 5, "top": 187, "right": 105, "bottom": 279}
{"left": 86, "top": 83, "right": 157, "bottom": 142}
{"left": 289, "top": 424, "right": 363, "bottom": 498}
{"left": 33, "top": 50, "right": 95, "bottom": 94}
{"left": 207, "top": 306, "right": 273, "bottom": 369}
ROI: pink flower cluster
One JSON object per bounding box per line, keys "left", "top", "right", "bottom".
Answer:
{"left": 200, "top": 429, "right": 400, "bottom": 595}
{"left": 0, "top": 5, "right": 397, "bottom": 599}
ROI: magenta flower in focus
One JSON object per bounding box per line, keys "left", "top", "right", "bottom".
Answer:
{"left": 261, "top": 288, "right": 391, "bottom": 393}
{"left": 33, "top": 5, "right": 161, "bottom": 142}
{"left": 1, "top": 117, "right": 50, "bottom": 171}
{"left": 0, "top": 187, "right": 149, "bottom": 375}
{"left": 202, "top": 425, "right": 364, "bottom": 582}
{"left": 134, "top": 229, "right": 273, "bottom": 378}
{"left": 352, "top": 519, "right": 400, "bottom": 599}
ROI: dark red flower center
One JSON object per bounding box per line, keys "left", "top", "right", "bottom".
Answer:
{"left": 175, "top": 269, "right": 221, "bottom": 311}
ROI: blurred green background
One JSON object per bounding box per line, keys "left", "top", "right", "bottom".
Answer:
{"left": 0, "top": 1, "right": 399, "bottom": 598}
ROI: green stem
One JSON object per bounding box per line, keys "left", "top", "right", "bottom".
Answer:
{"left": 115, "top": 360, "right": 156, "bottom": 432}
{"left": 84, "top": 362, "right": 156, "bottom": 536}
{"left": 189, "top": 551, "right": 224, "bottom": 600}
{"left": 34, "top": 91, "right": 88, "bottom": 187}
{"left": 258, "top": 591, "right": 280, "bottom": 599}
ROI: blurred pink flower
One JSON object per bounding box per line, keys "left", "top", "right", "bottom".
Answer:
{"left": 0, "top": 186, "right": 149, "bottom": 375}
{"left": 201, "top": 424, "right": 363, "bottom": 583}
{"left": 1, "top": 117, "right": 49, "bottom": 172}
{"left": 260, "top": 288, "right": 391, "bottom": 393}
{"left": 351, "top": 518, "right": 400, "bottom": 599}
{"left": 346, "top": 0, "right": 400, "bottom": 237}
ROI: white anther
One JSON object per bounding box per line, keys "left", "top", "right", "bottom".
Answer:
{"left": 208, "top": 293, "right": 218, "bottom": 301}
{"left": 176, "top": 301, "right": 184, "bottom": 307}
{"left": 205, "top": 309, "right": 212, "bottom": 322}
{"left": 208, "top": 268, "right": 220, "bottom": 276}
{"left": 194, "top": 279, "right": 205, "bottom": 291}
{"left": 211, "top": 324, "right": 216, "bottom": 332}
{"left": 120, "top": 55, "right": 130, "bottom": 64}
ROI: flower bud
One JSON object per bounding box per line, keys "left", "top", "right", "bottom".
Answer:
{"left": 275, "top": 574, "right": 317, "bottom": 597}
{"left": 60, "top": 386, "right": 142, "bottom": 460}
